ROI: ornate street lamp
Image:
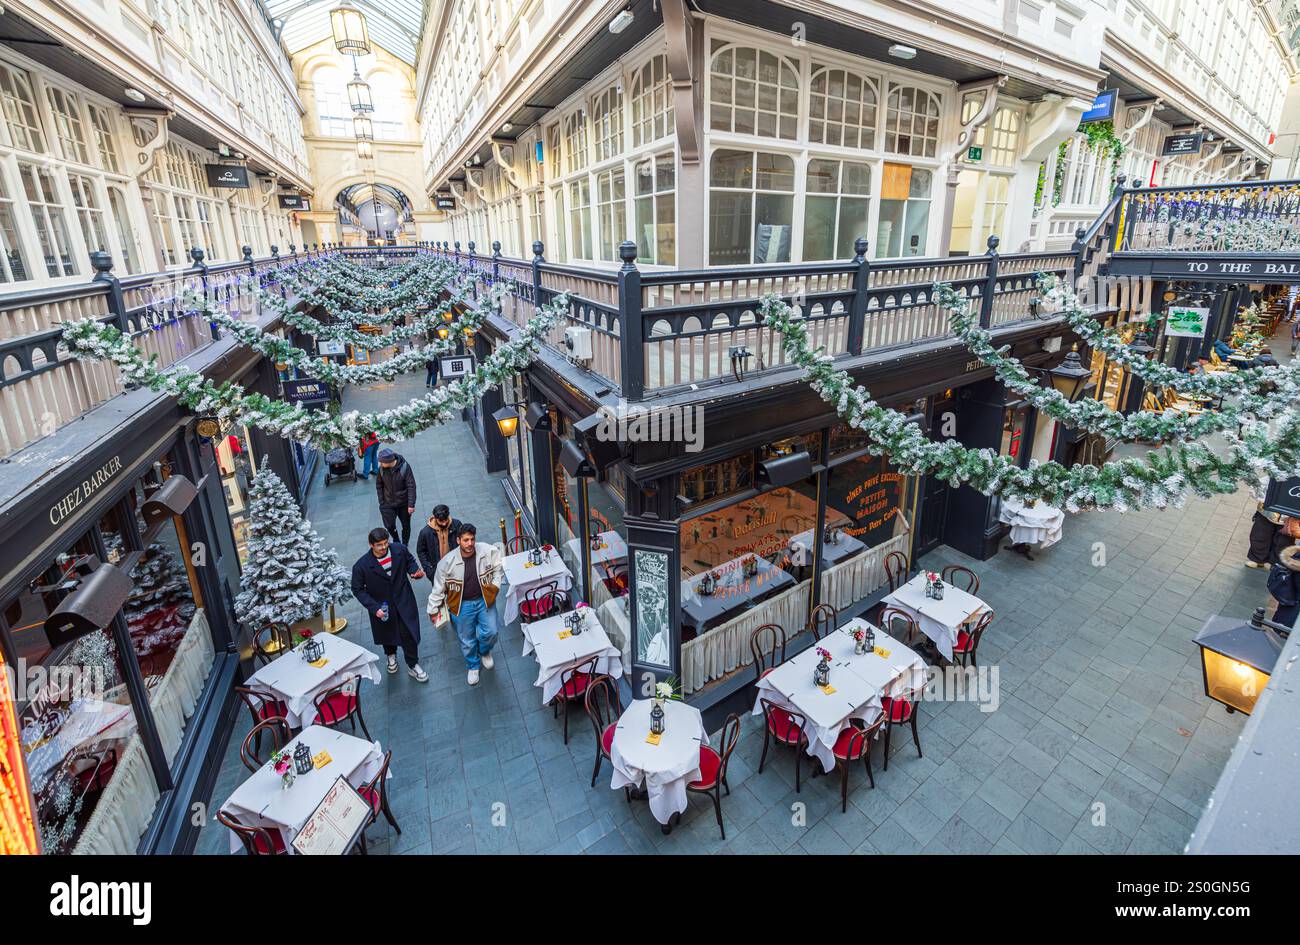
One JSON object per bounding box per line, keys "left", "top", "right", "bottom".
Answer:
{"left": 493, "top": 405, "right": 520, "bottom": 438}
{"left": 330, "top": 3, "right": 371, "bottom": 56}
{"left": 1046, "top": 346, "right": 1091, "bottom": 402}
{"left": 347, "top": 61, "right": 374, "bottom": 113}
{"left": 352, "top": 114, "right": 374, "bottom": 141}
{"left": 1194, "top": 608, "right": 1289, "bottom": 715}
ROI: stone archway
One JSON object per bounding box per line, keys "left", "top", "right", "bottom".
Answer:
{"left": 335, "top": 182, "right": 415, "bottom": 245}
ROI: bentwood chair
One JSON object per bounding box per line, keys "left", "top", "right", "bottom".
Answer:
{"left": 832, "top": 714, "right": 887, "bottom": 811}
{"left": 519, "top": 581, "right": 559, "bottom": 624}
{"left": 240, "top": 717, "right": 292, "bottom": 773}
{"left": 880, "top": 687, "right": 923, "bottom": 771}
{"left": 216, "top": 809, "right": 288, "bottom": 855}
{"left": 235, "top": 686, "right": 291, "bottom": 750}
{"left": 877, "top": 606, "right": 919, "bottom": 648}
{"left": 506, "top": 535, "right": 536, "bottom": 554}
{"left": 583, "top": 673, "right": 623, "bottom": 788}
{"left": 750, "top": 623, "right": 787, "bottom": 683}
{"left": 357, "top": 750, "right": 400, "bottom": 852}
{"left": 601, "top": 563, "right": 629, "bottom": 597}
{"left": 952, "top": 609, "right": 994, "bottom": 668}
{"left": 551, "top": 656, "right": 598, "bottom": 745}
{"left": 884, "top": 551, "right": 911, "bottom": 591}
{"left": 808, "top": 602, "right": 837, "bottom": 641}
{"left": 252, "top": 623, "right": 288, "bottom": 666}
{"left": 687, "top": 712, "right": 742, "bottom": 839}
{"left": 312, "top": 675, "right": 373, "bottom": 740}
{"left": 941, "top": 565, "right": 980, "bottom": 595}
{"left": 758, "top": 698, "right": 809, "bottom": 793}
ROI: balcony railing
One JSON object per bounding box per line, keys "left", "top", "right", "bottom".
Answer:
{"left": 1111, "top": 179, "right": 1300, "bottom": 255}
{"left": 450, "top": 234, "right": 1080, "bottom": 399}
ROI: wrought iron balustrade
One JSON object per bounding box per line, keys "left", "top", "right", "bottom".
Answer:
{"left": 1112, "top": 179, "right": 1300, "bottom": 255}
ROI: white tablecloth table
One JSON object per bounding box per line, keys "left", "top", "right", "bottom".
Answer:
{"left": 565, "top": 531, "right": 628, "bottom": 569}
{"left": 501, "top": 549, "right": 572, "bottom": 624}
{"left": 245, "top": 634, "right": 383, "bottom": 728}
{"left": 526, "top": 608, "right": 624, "bottom": 705}
{"left": 998, "top": 498, "right": 1064, "bottom": 548}
{"left": 219, "top": 725, "right": 385, "bottom": 853}
{"left": 609, "top": 699, "right": 708, "bottom": 825}
{"left": 882, "top": 574, "right": 987, "bottom": 661}
{"left": 680, "top": 554, "right": 796, "bottom": 630}
{"left": 752, "top": 622, "right": 927, "bottom": 772}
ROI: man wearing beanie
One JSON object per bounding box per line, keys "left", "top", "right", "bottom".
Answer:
{"left": 375, "top": 447, "right": 417, "bottom": 546}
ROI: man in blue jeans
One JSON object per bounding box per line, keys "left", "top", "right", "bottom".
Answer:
{"left": 426, "top": 523, "right": 503, "bottom": 685}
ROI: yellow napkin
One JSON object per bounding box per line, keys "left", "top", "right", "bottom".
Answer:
{"left": 819, "top": 684, "right": 837, "bottom": 695}
{"left": 312, "top": 750, "right": 332, "bottom": 769}
{"left": 873, "top": 647, "right": 891, "bottom": 659}
{"left": 557, "top": 629, "right": 573, "bottom": 639}
{"left": 645, "top": 732, "right": 662, "bottom": 746}
{"left": 308, "top": 657, "right": 329, "bottom": 669}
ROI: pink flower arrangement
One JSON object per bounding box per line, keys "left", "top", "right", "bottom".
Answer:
{"left": 851, "top": 628, "right": 866, "bottom": 643}
{"left": 816, "top": 647, "right": 831, "bottom": 662}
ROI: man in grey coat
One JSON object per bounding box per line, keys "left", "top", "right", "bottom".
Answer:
{"left": 375, "top": 448, "right": 417, "bottom": 545}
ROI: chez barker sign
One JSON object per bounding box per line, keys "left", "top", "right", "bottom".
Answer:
{"left": 48, "top": 455, "right": 123, "bottom": 525}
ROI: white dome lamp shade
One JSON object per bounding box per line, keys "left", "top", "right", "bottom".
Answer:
{"left": 330, "top": 3, "right": 371, "bottom": 57}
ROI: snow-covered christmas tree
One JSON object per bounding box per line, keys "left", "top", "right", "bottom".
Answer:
{"left": 235, "top": 462, "right": 349, "bottom": 629}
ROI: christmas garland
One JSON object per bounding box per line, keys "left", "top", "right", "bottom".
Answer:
{"left": 938, "top": 282, "right": 1300, "bottom": 443}
{"left": 760, "top": 293, "right": 1300, "bottom": 512}
{"left": 278, "top": 260, "right": 457, "bottom": 322}
{"left": 60, "top": 292, "right": 571, "bottom": 449}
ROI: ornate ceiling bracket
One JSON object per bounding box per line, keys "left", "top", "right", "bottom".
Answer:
{"left": 940, "top": 76, "right": 1007, "bottom": 182}
{"left": 491, "top": 139, "right": 524, "bottom": 191}
{"left": 1194, "top": 140, "right": 1225, "bottom": 176}
{"left": 661, "top": 0, "right": 699, "bottom": 164}
{"left": 1119, "top": 99, "right": 1162, "bottom": 149}
{"left": 256, "top": 173, "right": 279, "bottom": 211}
{"left": 463, "top": 166, "right": 489, "bottom": 204}
{"left": 127, "top": 109, "right": 171, "bottom": 182}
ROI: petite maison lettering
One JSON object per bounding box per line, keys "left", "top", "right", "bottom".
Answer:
{"left": 48, "top": 456, "right": 122, "bottom": 525}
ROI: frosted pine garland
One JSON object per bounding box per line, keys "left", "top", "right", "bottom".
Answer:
{"left": 62, "top": 291, "right": 570, "bottom": 449}
{"left": 254, "top": 283, "right": 481, "bottom": 347}
{"left": 760, "top": 293, "right": 1300, "bottom": 511}
{"left": 234, "top": 464, "right": 349, "bottom": 627}
{"left": 937, "top": 282, "right": 1300, "bottom": 442}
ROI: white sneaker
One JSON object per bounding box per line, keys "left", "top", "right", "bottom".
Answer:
{"left": 408, "top": 664, "right": 428, "bottom": 683}
{"left": 386, "top": 656, "right": 399, "bottom": 674}
{"left": 467, "top": 669, "right": 480, "bottom": 686}
{"left": 481, "top": 651, "right": 495, "bottom": 670}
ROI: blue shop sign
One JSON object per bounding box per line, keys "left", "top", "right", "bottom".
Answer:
{"left": 1080, "top": 89, "right": 1117, "bottom": 125}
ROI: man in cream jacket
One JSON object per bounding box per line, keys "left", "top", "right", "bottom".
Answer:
{"left": 427, "top": 522, "right": 504, "bottom": 685}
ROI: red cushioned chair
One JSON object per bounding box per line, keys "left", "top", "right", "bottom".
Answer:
{"left": 758, "top": 697, "right": 809, "bottom": 793}
{"left": 880, "top": 688, "right": 922, "bottom": 771}
{"left": 240, "top": 717, "right": 292, "bottom": 774}
{"left": 832, "top": 715, "right": 886, "bottom": 812}
{"left": 601, "top": 564, "right": 629, "bottom": 597}
{"left": 357, "top": 749, "right": 399, "bottom": 853}
{"left": 519, "top": 581, "right": 559, "bottom": 624}
{"left": 808, "top": 602, "right": 837, "bottom": 641}
{"left": 884, "top": 551, "right": 910, "bottom": 591}
{"left": 687, "top": 712, "right": 741, "bottom": 840}
{"left": 941, "top": 564, "right": 979, "bottom": 595}
{"left": 952, "top": 608, "right": 993, "bottom": 668}
{"left": 217, "top": 809, "right": 288, "bottom": 855}
{"left": 313, "top": 675, "right": 372, "bottom": 740}
{"left": 583, "top": 673, "right": 623, "bottom": 788}
{"left": 551, "top": 655, "right": 598, "bottom": 745}
{"left": 750, "top": 623, "right": 787, "bottom": 683}
{"left": 236, "top": 686, "right": 291, "bottom": 749}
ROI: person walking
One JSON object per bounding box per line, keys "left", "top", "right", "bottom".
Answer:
{"left": 358, "top": 430, "right": 380, "bottom": 480}
{"left": 1289, "top": 318, "right": 1299, "bottom": 356}
{"left": 351, "top": 527, "right": 428, "bottom": 681}
{"left": 425, "top": 353, "right": 439, "bottom": 388}
{"left": 375, "top": 448, "right": 416, "bottom": 545}
{"left": 416, "top": 504, "right": 462, "bottom": 584}
{"left": 426, "top": 523, "right": 503, "bottom": 686}
{"left": 1269, "top": 544, "right": 1300, "bottom": 628}
{"left": 1247, "top": 504, "right": 1290, "bottom": 568}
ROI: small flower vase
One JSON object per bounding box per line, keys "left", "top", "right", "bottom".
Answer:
{"left": 853, "top": 636, "right": 868, "bottom": 656}
{"left": 280, "top": 770, "right": 295, "bottom": 790}
{"left": 814, "top": 658, "right": 830, "bottom": 688}
{"left": 650, "top": 700, "right": 665, "bottom": 735}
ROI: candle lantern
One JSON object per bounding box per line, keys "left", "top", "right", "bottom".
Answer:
{"left": 865, "top": 624, "right": 875, "bottom": 651}
{"left": 932, "top": 577, "right": 944, "bottom": 600}
{"left": 293, "top": 742, "right": 313, "bottom": 776}
{"left": 814, "top": 653, "right": 830, "bottom": 688}
{"left": 301, "top": 634, "right": 325, "bottom": 663}
{"left": 650, "top": 700, "right": 665, "bottom": 735}
{"left": 699, "top": 572, "right": 717, "bottom": 596}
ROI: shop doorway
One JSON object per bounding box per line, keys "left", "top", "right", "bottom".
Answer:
{"left": 917, "top": 392, "right": 957, "bottom": 555}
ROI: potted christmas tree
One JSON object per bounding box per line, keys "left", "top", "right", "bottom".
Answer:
{"left": 234, "top": 463, "right": 349, "bottom": 647}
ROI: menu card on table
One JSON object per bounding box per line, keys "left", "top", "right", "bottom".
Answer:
{"left": 290, "top": 776, "right": 371, "bottom": 855}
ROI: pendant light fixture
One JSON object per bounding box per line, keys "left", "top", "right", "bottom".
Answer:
{"left": 353, "top": 113, "right": 374, "bottom": 141}
{"left": 347, "top": 58, "right": 373, "bottom": 113}
{"left": 330, "top": 3, "right": 371, "bottom": 56}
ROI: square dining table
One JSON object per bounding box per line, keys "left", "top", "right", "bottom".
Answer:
{"left": 881, "top": 573, "right": 987, "bottom": 661}
{"left": 501, "top": 548, "right": 572, "bottom": 624}
{"left": 525, "top": 607, "right": 623, "bottom": 705}
{"left": 245, "top": 633, "right": 382, "bottom": 728}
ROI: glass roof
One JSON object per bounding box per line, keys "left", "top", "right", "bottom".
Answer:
{"left": 263, "top": 0, "right": 428, "bottom": 65}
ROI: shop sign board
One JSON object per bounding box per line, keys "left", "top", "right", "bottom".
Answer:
{"left": 1162, "top": 132, "right": 1203, "bottom": 156}
{"left": 1264, "top": 476, "right": 1300, "bottom": 518}
{"left": 204, "top": 164, "right": 250, "bottom": 188}
{"left": 282, "top": 378, "right": 331, "bottom": 405}
{"left": 1164, "top": 305, "right": 1209, "bottom": 338}
{"left": 440, "top": 354, "right": 475, "bottom": 378}
{"left": 1080, "top": 89, "right": 1117, "bottom": 124}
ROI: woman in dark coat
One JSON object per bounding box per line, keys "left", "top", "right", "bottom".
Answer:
{"left": 351, "top": 527, "right": 428, "bottom": 681}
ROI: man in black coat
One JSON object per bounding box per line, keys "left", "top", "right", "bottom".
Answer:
{"left": 375, "top": 448, "right": 417, "bottom": 545}
{"left": 416, "top": 504, "right": 463, "bottom": 582}
{"left": 351, "top": 527, "right": 428, "bottom": 681}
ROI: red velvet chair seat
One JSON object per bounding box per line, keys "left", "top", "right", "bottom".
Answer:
{"left": 258, "top": 700, "right": 289, "bottom": 721}
{"left": 357, "top": 784, "right": 383, "bottom": 813}
{"left": 766, "top": 706, "right": 803, "bottom": 743}
{"left": 251, "top": 829, "right": 288, "bottom": 855}
{"left": 688, "top": 746, "right": 722, "bottom": 789}
{"left": 954, "top": 629, "right": 973, "bottom": 652}
{"left": 519, "top": 598, "right": 554, "bottom": 618}
{"left": 601, "top": 722, "right": 616, "bottom": 754}
{"left": 880, "top": 695, "right": 914, "bottom": 723}
{"left": 315, "top": 692, "right": 358, "bottom": 725}
{"left": 832, "top": 727, "right": 868, "bottom": 760}
{"left": 560, "top": 673, "right": 591, "bottom": 700}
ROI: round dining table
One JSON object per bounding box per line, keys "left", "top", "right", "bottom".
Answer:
{"left": 608, "top": 699, "right": 707, "bottom": 831}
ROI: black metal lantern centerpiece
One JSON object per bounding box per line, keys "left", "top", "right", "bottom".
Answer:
{"left": 300, "top": 633, "right": 325, "bottom": 663}
{"left": 293, "top": 741, "right": 314, "bottom": 776}
{"left": 650, "top": 699, "right": 665, "bottom": 735}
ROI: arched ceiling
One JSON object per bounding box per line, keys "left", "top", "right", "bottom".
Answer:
{"left": 263, "top": 0, "right": 428, "bottom": 65}
{"left": 335, "top": 182, "right": 414, "bottom": 223}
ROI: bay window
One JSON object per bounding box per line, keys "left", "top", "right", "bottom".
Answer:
{"left": 45, "top": 86, "right": 90, "bottom": 165}
{"left": 0, "top": 62, "right": 45, "bottom": 153}
{"left": 591, "top": 85, "right": 623, "bottom": 162}
{"left": 708, "top": 43, "right": 799, "bottom": 140}
{"left": 803, "top": 158, "right": 871, "bottom": 261}
{"left": 708, "top": 148, "right": 794, "bottom": 265}
{"left": 809, "top": 66, "right": 877, "bottom": 149}
{"left": 885, "top": 84, "right": 940, "bottom": 158}
{"left": 631, "top": 55, "right": 674, "bottom": 147}
{"left": 633, "top": 154, "right": 675, "bottom": 265}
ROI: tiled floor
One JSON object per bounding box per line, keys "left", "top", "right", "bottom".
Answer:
{"left": 197, "top": 368, "right": 1269, "bottom": 855}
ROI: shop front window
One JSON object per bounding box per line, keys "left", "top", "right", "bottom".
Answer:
{"left": 679, "top": 453, "right": 754, "bottom": 505}
{"left": 877, "top": 164, "right": 932, "bottom": 258}
{"left": 819, "top": 452, "right": 915, "bottom": 613}
{"left": 1002, "top": 403, "right": 1029, "bottom": 462}
{"left": 208, "top": 423, "right": 256, "bottom": 564}
{"left": 803, "top": 158, "right": 871, "bottom": 261}
{"left": 708, "top": 148, "right": 794, "bottom": 265}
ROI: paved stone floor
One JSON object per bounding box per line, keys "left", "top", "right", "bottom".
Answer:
{"left": 197, "top": 367, "right": 1274, "bottom": 855}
